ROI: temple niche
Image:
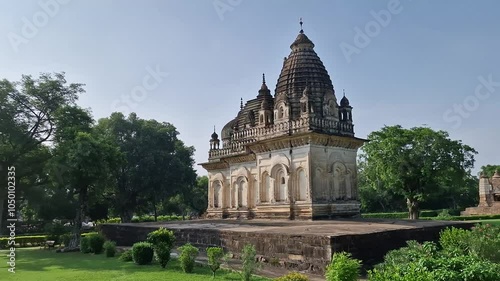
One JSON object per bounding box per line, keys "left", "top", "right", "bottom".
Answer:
{"left": 200, "top": 22, "right": 366, "bottom": 220}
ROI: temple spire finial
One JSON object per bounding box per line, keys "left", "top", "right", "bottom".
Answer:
{"left": 299, "top": 17, "right": 304, "bottom": 34}
{"left": 213, "top": 125, "right": 216, "bottom": 132}
{"left": 343, "top": 89, "right": 346, "bottom": 97}
{"left": 262, "top": 73, "right": 266, "bottom": 84}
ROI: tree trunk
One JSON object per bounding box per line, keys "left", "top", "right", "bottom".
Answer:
{"left": 407, "top": 198, "right": 419, "bottom": 220}
{"left": 153, "top": 194, "right": 158, "bottom": 222}
{"left": 120, "top": 209, "right": 133, "bottom": 223}
{"left": 67, "top": 187, "right": 87, "bottom": 250}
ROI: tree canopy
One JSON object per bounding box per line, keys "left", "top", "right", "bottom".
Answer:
{"left": 360, "top": 125, "right": 477, "bottom": 219}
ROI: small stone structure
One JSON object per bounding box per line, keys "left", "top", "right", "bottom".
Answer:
{"left": 462, "top": 170, "right": 500, "bottom": 215}
{"left": 200, "top": 21, "right": 366, "bottom": 220}
{"left": 99, "top": 219, "right": 472, "bottom": 273}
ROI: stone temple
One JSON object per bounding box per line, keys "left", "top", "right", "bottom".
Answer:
{"left": 463, "top": 170, "right": 500, "bottom": 215}
{"left": 200, "top": 23, "right": 366, "bottom": 220}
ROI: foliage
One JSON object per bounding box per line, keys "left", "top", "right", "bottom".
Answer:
{"left": 154, "top": 242, "right": 171, "bottom": 268}
{"left": 132, "top": 242, "right": 154, "bottom": 265}
{"left": 95, "top": 113, "right": 197, "bottom": 223}
{"left": 88, "top": 233, "right": 106, "bottom": 254}
{"left": 178, "top": 243, "right": 199, "bottom": 273}
{"left": 0, "top": 232, "right": 97, "bottom": 249}
{"left": 480, "top": 164, "right": 500, "bottom": 177}
{"left": 369, "top": 227, "right": 500, "bottom": 281}
{"left": 80, "top": 237, "right": 91, "bottom": 253}
{"left": 207, "top": 246, "right": 224, "bottom": 277}
{"left": 146, "top": 227, "right": 175, "bottom": 249}
{"left": 103, "top": 240, "right": 117, "bottom": 257}
{"left": 241, "top": 244, "right": 258, "bottom": 281}
{"left": 275, "top": 272, "right": 309, "bottom": 281}
{"left": 44, "top": 221, "right": 71, "bottom": 244}
{"left": 325, "top": 252, "right": 361, "bottom": 281}
{"left": 362, "top": 210, "right": 439, "bottom": 219}
{"left": 61, "top": 233, "right": 71, "bottom": 246}
{"left": 119, "top": 249, "right": 133, "bottom": 262}
{"left": 360, "top": 125, "right": 477, "bottom": 219}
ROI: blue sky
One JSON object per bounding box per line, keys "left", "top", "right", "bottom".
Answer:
{"left": 1, "top": 0, "right": 498, "bottom": 176}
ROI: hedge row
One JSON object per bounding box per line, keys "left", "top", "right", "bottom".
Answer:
{"left": 362, "top": 210, "right": 439, "bottom": 219}
{"left": 0, "top": 232, "right": 97, "bottom": 249}
{"left": 100, "top": 215, "right": 183, "bottom": 224}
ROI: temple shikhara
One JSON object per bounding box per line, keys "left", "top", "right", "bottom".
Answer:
{"left": 200, "top": 22, "right": 366, "bottom": 219}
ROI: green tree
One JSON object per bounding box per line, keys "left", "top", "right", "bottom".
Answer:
{"left": 50, "top": 106, "right": 121, "bottom": 249}
{"left": 481, "top": 165, "right": 500, "bottom": 177}
{"left": 0, "top": 73, "right": 83, "bottom": 234}
{"left": 96, "top": 113, "right": 196, "bottom": 222}
{"left": 360, "top": 125, "right": 476, "bottom": 219}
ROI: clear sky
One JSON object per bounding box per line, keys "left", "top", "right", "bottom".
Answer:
{"left": 1, "top": 0, "right": 499, "bottom": 176}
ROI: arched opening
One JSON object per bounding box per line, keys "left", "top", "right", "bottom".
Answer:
{"left": 297, "top": 169, "right": 307, "bottom": 201}
{"left": 276, "top": 169, "right": 286, "bottom": 202}
{"left": 213, "top": 181, "right": 222, "bottom": 208}
{"left": 278, "top": 106, "right": 284, "bottom": 119}
{"left": 237, "top": 177, "right": 247, "bottom": 207}
{"left": 260, "top": 172, "right": 270, "bottom": 203}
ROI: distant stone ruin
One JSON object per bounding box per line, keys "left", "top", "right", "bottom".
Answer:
{"left": 462, "top": 170, "right": 500, "bottom": 215}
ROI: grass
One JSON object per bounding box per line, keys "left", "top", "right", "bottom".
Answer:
{"left": 0, "top": 248, "right": 270, "bottom": 281}
{"left": 477, "top": 219, "right": 500, "bottom": 226}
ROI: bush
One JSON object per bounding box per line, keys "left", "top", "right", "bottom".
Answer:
{"left": 155, "top": 242, "right": 171, "bottom": 268}
{"left": 88, "top": 233, "right": 106, "bottom": 254}
{"left": 132, "top": 242, "right": 154, "bottom": 265}
{"left": 469, "top": 223, "right": 500, "bottom": 263}
{"left": 146, "top": 227, "right": 175, "bottom": 248}
{"left": 435, "top": 209, "right": 453, "bottom": 220}
{"left": 275, "top": 272, "right": 309, "bottom": 281}
{"left": 103, "top": 240, "right": 117, "bottom": 257}
{"left": 241, "top": 244, "right": 258, "bottom": 281}
{"left": 80, "top": 237, "right": 91, "bottom": 253}
{"left": 44, "top": 221, "right": 71, "bottom": 244}
{"left": 119, "top": 249, "right": 133, "bottom": 262}
{"left": 439, "top": 227, "right": 471, "bottom": 255}
{"left": 207, "top": 247, "right": 224, "bottom": 277}
{"left": 61, "top": 233, "right": 71, "bottom": 246}
{"left": 325, "top": 252, "right": 361, "bottom": 281}
{"left": 178, "top": 243, "right": 199, "bottom": 273}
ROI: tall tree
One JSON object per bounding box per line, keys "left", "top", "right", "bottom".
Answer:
{"left": 50, "top": 106, "right": 121, "bottom": 249}
{"left": 360, "top": 125, "right": 477, "bottom": 219}
{"left": 0, "top": 73, "right": 83, "bottom": 234}
{"left": 96, "top": 113, "right": 197, "bottom": 222}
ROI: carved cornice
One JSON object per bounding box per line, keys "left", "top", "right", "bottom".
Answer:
{"left": 200, "top": 154, "right": 256, "bottom": 171}
{"left": 247, "top": 132, "right": 366, "bottom": 153}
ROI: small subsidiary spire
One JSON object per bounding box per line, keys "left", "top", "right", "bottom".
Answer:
{"left": 299, "top": 17, "right": 304, "bottom": 34}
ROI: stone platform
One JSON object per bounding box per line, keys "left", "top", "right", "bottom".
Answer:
{"left": 99, "top": 219, "right": 473, "bottom": 274}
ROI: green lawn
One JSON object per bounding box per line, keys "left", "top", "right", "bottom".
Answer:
{"left": 0, "top": 248, "right": 270, "bottom": 281}
{"left": 477, "top": 219, "right": 500, "bottom": 226}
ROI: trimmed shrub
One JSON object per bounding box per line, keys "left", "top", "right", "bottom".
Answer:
{"left": 155, "top": 242, "right": 171, "bottom": 268}
{"left": 80, "top": 237, "right": 91, "bottom": 253}
{"left": 275, "top": 272, "right": 309, "bottom": 281}
{"left": 241, "top": 244, "right": 258, "bottom": 281}
{"left": 132, "top": 242, "right": 154, "bottom": 265}
{"left": 88, "top": 233, "right": 106, "bottom": 254}
{"left": 207, "top": 246, "right": 224, "bottom": 277}
{"left": 178, "top": 243, "right": 199, "bottom": 273}
{"left": 103, "top": 240, "right": 117, "bottom": 257}
{"left": 146, "top": 227, "right": 175, "bottom": 248}
{"left": 119, "top": 249, "right": 133, "bottom": 262}
{"left": 439, "top": 227, "right": 471, "bottom": 255}
{"left": 61, "top": 233, "right": 71, "bottom": 247}
{"left": 325, "top": 252, "right": 361, "bottom": 281}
